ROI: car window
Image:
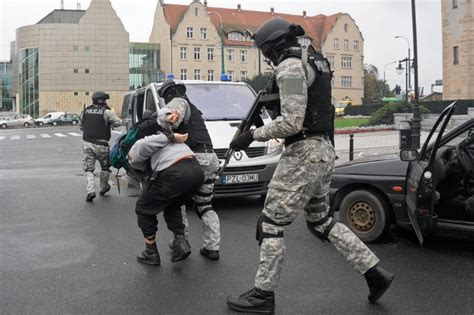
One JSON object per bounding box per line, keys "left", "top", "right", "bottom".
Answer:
{"left": 181, "top": 84, "right": 257, "bottom": 120}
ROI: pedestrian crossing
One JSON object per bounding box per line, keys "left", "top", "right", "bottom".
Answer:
{"left": 0, "top": 132, "right": 82, "bottom": 141}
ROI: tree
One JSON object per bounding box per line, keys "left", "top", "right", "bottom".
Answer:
{"left": 363, "top": 64, "right": 393, "bottom": 104}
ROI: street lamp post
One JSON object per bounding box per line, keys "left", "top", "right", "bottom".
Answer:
{"left": 411, "top": 0, "right": 421, "bottom": 149}
{"left": 395, "top": 35, "right": 411, "bottom": 90}
{"left": 383, "top": 61, "right": 397, "bottom": 98}
{"left": 396, "top": 58, "right": 410, "bottom": 103}
{"left": 208, "top": 11, "right": 225, "bottom": 77}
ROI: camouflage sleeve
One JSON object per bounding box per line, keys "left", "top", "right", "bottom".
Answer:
{"left": 104, "top": 109, "right": 122, "bottom": 127}
{"left": 166, "top": 98, "right": 189, "bottom": 127}
{"left": 253, "top": 58, "right": 307, "bottom": 141}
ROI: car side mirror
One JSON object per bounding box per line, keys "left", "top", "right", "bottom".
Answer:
{"left": 400, "top": 149, "right": 419, "bottom": 161}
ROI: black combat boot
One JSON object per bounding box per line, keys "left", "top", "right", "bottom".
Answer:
{"left": 199, "top": 247, "right": 219, "bottom": 261}
{"left": 364, "top": 265, "right": 395, "bottom": 303}
{"left": 86, "top": 192, "right": 96, "bottom": 202}
{"left": 227, "top": 287, "right": 275, "bottom": 314}
{"left": 99, "top": 185, "right": 111, "bottom": 196}
{"left": 170, "top": 234, "right": 191, "bottom": 263}
{"left": 137, "top": 243, "right": 161, "bottom": 266}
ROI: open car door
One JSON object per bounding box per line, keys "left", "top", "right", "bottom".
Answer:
{"left": 405, "top": 101, "right": 457, "bottom": 245}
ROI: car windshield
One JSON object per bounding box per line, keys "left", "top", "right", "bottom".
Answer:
{"left": 184, "top": 84, "right": 257, "bottom": 120}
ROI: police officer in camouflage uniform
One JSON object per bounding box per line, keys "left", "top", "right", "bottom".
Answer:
{"left": 81, "top": 91, "right": 122, "bottom": 202}
{"left": 226, "top": 18, "right": 395, "bottom": 314}
{"left": 157, "top": 80, "right": 221, "bottom": 261}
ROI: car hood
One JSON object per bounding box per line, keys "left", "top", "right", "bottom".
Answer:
{"left": 335, "top": 153, "right": 409, "bottom": 176}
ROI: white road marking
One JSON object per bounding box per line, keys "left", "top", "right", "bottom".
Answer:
{"left": 0, "top": 136, "right": 4, "bottom": 140}
{"left": 68, "top": 132, "right": 82, "bottom": 136}
{"left": 41, "top": 134, "right": 51, "bottom": 138}
{"left": 11, "top": 135, "right": 20, "bottom": 140}
{"left": 54, "top": 133, "right": 67, "bottom": 137}
{"left": 26, "top": 135, "right": 36, "bottom": 139}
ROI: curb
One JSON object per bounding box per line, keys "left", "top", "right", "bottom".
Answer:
{"left": 335, "top": 128, "right": 394, "bottom": 135}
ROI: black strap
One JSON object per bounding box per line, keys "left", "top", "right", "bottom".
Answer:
{"left": 285, "top": 130, "right": 328, "bottom": 146}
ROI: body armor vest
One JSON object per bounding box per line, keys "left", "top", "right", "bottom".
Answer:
{"left": 82, "top": 104, "right": 111, "bottom": 145}
{"left": 269, "top": 47, "right": 335, "bottom": 142}
{"left": 174, "top": 98, "right": 213, "bottom": 151}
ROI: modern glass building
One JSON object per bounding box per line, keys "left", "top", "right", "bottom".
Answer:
{"left": 18, "top": 48, "right": 39, "bottom": 117}
{"left": 129, "top": 42, "right": 161, "bottom": 90}
{"left": 0, "top": 61, "right": 13, "bottom": 111}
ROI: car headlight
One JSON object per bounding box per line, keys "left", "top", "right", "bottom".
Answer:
{"left": 266, "top": 138, "right": 283, "bottom": 155}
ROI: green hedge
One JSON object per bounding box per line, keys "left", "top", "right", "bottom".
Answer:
{"left": 366, "top": 103, "right": 430, "bottom": 126}
{"left": 345, "top": 99, "right": 473, "bottom": 116}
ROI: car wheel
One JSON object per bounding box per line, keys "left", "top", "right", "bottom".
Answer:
{"left": 1, "top": 123, "right": 7, "bottom": 129}
{"left": 339, "top": 189, "right": 391, "bottom": 243}
{"left": 23, "top": 122, "right": 30, "bottom": 128}
{"left": 39, "top": 122, "right": 44, "bottom": 127}
{"left": 72, "top": 120, "right": 78, "bottom": 125}
{"left": 52, "top": 121, "right": 58, "bottom": 126}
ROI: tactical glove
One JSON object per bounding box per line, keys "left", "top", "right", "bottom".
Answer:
{"left": 230, "top": 130, "right": 254, "bottom": 151}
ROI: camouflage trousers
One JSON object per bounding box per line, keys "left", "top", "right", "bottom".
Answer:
{"left": 82, "top": 141, "right": 111, "bottom": 194}
{"left": 180, "top": 152, "right": 221, "bottom": 251}
{"left": 254, "top": 137, "right": 379, "bottom": 291}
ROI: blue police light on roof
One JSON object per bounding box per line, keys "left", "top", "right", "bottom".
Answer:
{"left": 220, "top": 73, "right": 230, "bottom": 81}
{"left": 166, "top": 73, "right": 175, "bottom": 79}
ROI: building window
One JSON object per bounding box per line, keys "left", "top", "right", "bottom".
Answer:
{"left": 341, "top": 56, "right": 352, "bottom": 69}
{"left": 85, "top": 46, "right": 90, "bottom": 51}
{"left": 73, "top": 45, "right": 79, "bottom": 51}
{"left": 326, "top": 55, "right": 335, "bottom": 68}
{"left": 180, "top": 69, "right": 187, "bottom": 80}
{"left": 200, "top": 28, "right": 207, "bottom": 39}
{"left": 453, "top": 46, "right": 459, "bottom": 64}
{"left": 187, "top": 27, "right": 194, "bottom": 39}
{"left": 344, "top": 23, "right": 349, "bottom": 32}
{"left": 74, "top": 92, "right": 78, "bottom": 96}
{"left": 240, "top": 70, "right": 247, "bottom": 81}
{"left": 341, "top": 75, "right": 352, "bottom": 88}
{"left": 228, "top": 31, "right": 249, "bottom": 41}
{"left": 207, "top": 48, "right": 214, "bottom": 61}
{"left": 180, "top": 47, "right": 187, "bottom": 60}
{"left": 194, "top": 47, "right": 201, "bottom": 60}
{"left": 85, "top": 91, "right": 89, "bottom": 95}
{"left": 334, "top": 38, "right": 339, "bottom": 50}
{"left": 195, "top": 7, "right": 199, "bottom": 16}
{"left": 344, "top": 39, "right": 349, "bottom": 51}
{"left": 227, "top": 70, "right": 234, "bottom": 81}
{"left": 227, "top": 49, "right": 234, "bottom": 62}
{"left": 73, "top": 68, "right": 78, "bottom": 73}
{"left": 353, "top": 40, "right": 359, "bottom": 51}
{"left": 85, "top": 69, "right": 90, "bottom": 74}
{"left": 453, "top": 0, "right": 458, "bottom": 8}
{"left": 240, "top": 50, "right": 247, "bottom": 63}
{"left": 194, "top": 69, "right": 201, "bottom": 80}
{"left": 208, "top": 69, "right": 214, "bottom": 81}
{"left": 331, "top": 77, "right": 335, "bottom": 87}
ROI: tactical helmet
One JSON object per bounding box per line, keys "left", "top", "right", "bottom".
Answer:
{"left": 92, "top": 91, "right": 110, "bottom": 104}
{"left": 253, "top": 18, "right": 305, "bottom": 63}
{"left": 157, "top": 79, "right": 186, "bottom": 99}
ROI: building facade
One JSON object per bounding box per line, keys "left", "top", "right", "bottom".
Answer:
{"left": 150, "top": 0, "right": 364, "bottom": 104}
{"left": 11, "top": 0, "right": 129, "bottom": 118}
{"left": 0, "top": 61, "right": 14, "bottom": 111}
{"left": 442, "top": 0, "right": 474, "bottom": 100}
{"left": 129, "top": 42, "right": 161, "bottom": 90}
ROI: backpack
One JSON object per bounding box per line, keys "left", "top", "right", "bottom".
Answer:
{"left": 110, "top": 127, "right": 139, "bottom": 172}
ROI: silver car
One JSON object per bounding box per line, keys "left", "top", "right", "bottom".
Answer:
{"left": 0, "top": 114, "right": 34, "bottom": 128}
{"left": 122, "top": 80, "right": 283, "bottom": 198}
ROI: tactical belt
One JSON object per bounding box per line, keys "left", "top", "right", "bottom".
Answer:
{"left": 192, "top": 144, "right": 214, "bottom": 153}
{"left": 285, "top": 130, "right": 328, "bottom": 147}
{"left": 85, "top": 139, "right": 109, "bottom": 146}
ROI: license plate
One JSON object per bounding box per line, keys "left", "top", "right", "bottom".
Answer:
{"left": 221, "top": 173, "right": 259, "bottom": 184}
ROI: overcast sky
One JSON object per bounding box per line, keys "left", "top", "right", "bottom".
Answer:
{"left": 0, "top": 0, "right": 442, "bottom": 94}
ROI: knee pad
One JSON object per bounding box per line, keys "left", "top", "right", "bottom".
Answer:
{"left": 256, "top": 214, "right": 285, "bottom": 246}
{"left": 306, "top": 216, "right": 336, "bottom": 242}
{"left": 194, "top": 202, "right": 213, "bottom": 218}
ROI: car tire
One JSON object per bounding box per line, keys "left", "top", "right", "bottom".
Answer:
{"left": 1, "top": 123, "right": 7, "bottom": 129}
{"left": 52, "top": 121, "right": 58, "bottom": 126}
{"left": 72, "top": 120, "right": 78, "bottom": 125}
{"left": 339, "top": 189, "right": 391, "bottom": 243}
{"left": 39, "top": 122, "right": 44, "bottom": 127}
{"left": 23, "top": 122, "right": 30, "bottom": 128}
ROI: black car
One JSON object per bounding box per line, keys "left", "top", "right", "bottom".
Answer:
{"left": 48, "top": 114, "right": 81, "bottom": 126}
{"left": 330, "top": 102, "right": 473, "bottom": 244}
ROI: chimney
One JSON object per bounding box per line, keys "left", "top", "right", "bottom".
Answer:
{"left": 270, "top": 7, "right": 274, "bottom": 14}
{"left": 204, "top": 0, "right": 207, "bottom": 8}
{"left": 303, "top": 11, "right": 306, "bottom": 18}
{"left": 77, "top": 2, "right": 81, "bottom": 10}
{"left": 237, "top": 4, "right": 241, "bottom": 12}
{"left": 60, "top": 0, "right": 64, "bottom": 9}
